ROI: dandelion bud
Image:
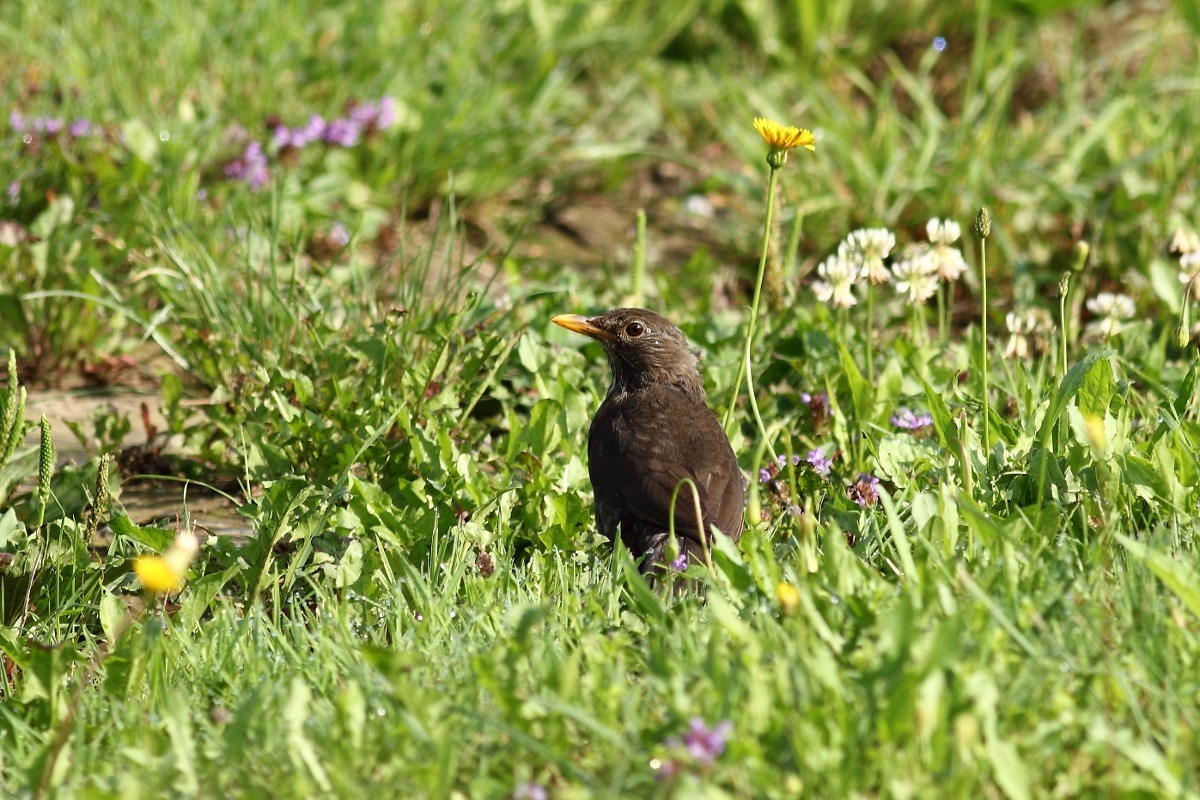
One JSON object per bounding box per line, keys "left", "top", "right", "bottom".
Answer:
{"left": 1072, "top": 241, "right": 1089, "bottom": 273}
{"left": 765, "top": 149, "right": 788, "bottom": 169}
{"left": 1175, "top": 320, "right": 1190, "bottom": 349}
{"left": 975, "top": 207, "right": 991, "bottom": 238}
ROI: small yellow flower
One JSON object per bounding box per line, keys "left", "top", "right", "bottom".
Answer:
{"left": 776, "top": 581, "right": 801, "bottom": 614}
{"left": 1083, "top": 415, "right": 1109, "bottom": 458}
{"left": 134, "top": 555, "right": 185, "bottom": 594}
{"left": 133, "top": 530, "right": 200, "bottom": 595}
{"left": 753, "top": 118, "right": 816, "bottom": 152}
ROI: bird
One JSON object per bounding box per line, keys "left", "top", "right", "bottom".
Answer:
{"left": 551, "top": 308, "right": 744, "bottom": 576}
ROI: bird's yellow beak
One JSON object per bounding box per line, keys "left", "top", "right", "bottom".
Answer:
{"left": 551, "top": 314, "right": 615, "bottom": 342}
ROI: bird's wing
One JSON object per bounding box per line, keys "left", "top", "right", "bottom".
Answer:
{"left": 588, "top": 387, "right": 744, "bottom": 544}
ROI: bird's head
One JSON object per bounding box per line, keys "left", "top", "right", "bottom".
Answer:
{"left": 551, "top": 308, "right": 704, "bottom": 396}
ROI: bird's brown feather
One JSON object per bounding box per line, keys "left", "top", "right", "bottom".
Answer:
{"left": 554, "top": 308, "right": 744, "bottom": 574}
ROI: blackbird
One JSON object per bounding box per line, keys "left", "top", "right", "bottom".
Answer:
{"left": 552, "top": 308, "right": 744, "bottom": 573}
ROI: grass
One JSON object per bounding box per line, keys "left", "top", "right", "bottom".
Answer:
{"left": 2, "top": 0, "right": 1200, "bottom": 797}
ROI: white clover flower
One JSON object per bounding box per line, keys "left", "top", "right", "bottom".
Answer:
{"left": 813, "top": 252, "right": 862, "bottom": 308}
{"left": 924, "top": 218, "right": 967, "bottom": 282}
{"left": 1084, "top": 292, "right": 1136, "bottom": 338}
{"left": 1168, "top": 228, "right": 1200, "bottom": 257}
{"left": 926, "top": 218, "right": 962, "bottom": 246}
{"left": 1003, "top": 307, "right": 1054, "bottom": 359}
{"left": 891, "top": 244, "right": 939, "bottom": 304}
{"left": 839, "top": 227, "right": 895, "bottom": 284}
{"left": 931, "top": 244, "right": 967, "bottom": 282}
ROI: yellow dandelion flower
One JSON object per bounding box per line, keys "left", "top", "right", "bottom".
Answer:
{"left": 133, "top": 530, "right": 199, "bottom": 595}
{"left": 776, "top": 581, "right": 801, "bottom": 614}
{"left": 753, "top": 118, "right": 816, "bottom": 151}
{"left": 134, "top": 555, "right": 184, "bottom": 595}
{"left": 753, "top": 118, "right": 815, "bottom": 168}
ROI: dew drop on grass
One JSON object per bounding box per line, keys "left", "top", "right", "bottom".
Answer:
{"left": 829, "top": 595, "right": 840, "bottom": 605}
{"left": 374, "top": 707, "right": 387, "bottom": 718}
{"left": 933, "top": 36, "right": 947, "bottom": 51}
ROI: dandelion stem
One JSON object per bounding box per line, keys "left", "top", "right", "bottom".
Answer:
{"left": 724, "top": 165, "right": 780, "bottom": 461}
{"left": 630, "top": 208, "right": 646, "bottom": 307}
{"left": 744, "top": 346, "right": 778, "bottom": 464}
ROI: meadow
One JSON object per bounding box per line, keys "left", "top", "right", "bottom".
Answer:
{"left": 2, "top": 0, "right": 1200, "bottom": 796}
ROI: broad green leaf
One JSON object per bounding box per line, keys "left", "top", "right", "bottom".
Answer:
{"left": 837, "top": 342, "right": 871, "bottom": 423}
{"left": 99, "top": 592, "right": 127, "bottom": 643}
{"left": 915, "top": 373, "right": 955, "bottom": 450}
{"left": 1077, "top": 357, "right": 1115, "bottom": 418}
{"left": 1035, "top": 352, "right": 1107, "bottom": 444}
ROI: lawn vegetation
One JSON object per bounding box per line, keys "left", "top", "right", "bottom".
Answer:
{"left": 2, "top": 0, "right": 1199, "bottom": 797}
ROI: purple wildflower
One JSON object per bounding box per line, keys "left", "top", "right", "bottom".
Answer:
{"left": 847, "top": 473, "right": 880, "bottom": 507}
{"left": 225, "top": 141, "right": 270, "bottom": 190}
{"left": 806, "top": 448, "right": 832, "bottom": 478}
{"left": 300, "top": 114, "right": 327, "bottom": 145}
{"left": 348, "top": 95, "right": 399, "bottom": 132}
{"left": 676, "top": 718, "right": 732, "bottom": 766}
{"left": 348, "top": 100, "right": 379, "bottom": 127}
{"left": 68, "top": 118, "right": 92, "bottom": 138}
{"left": 5, "top": 182, "right": 19, "bottom": 205}
{"left": 272, "top": 124, "right": 296, "bottom": 150}
{"left": 376, "top": 95, "right": 398, "bottom": 128}
{"left": 9, "top": 110, "right": 26, "bottom": 132}
{"left": 275, "top": 115, "right": 327, "bottom": 151}
{"left": 37, "top": 117, "right": 64, "bottom": 136}
{"left": 758, "top": 468, "right": 771, "bottom": 483}
{"left": 513, "top": 782, "right": 548, "bottom": 800}
{"left": 668, "top": 552, "right": 688, "bottom": 572}
{"left": 891, "top": 407, "right": 933, "bottom": 433}
{"left": 322, "top": 117, "right": 362, "bottom": 147}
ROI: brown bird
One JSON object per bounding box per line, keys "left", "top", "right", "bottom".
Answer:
{"left": 552, "top": 308, "right": 744, "bottom": 574}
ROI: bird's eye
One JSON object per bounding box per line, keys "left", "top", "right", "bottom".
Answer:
{"left": 625, "top": 321, "right": 646, "bottom": 337}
